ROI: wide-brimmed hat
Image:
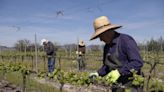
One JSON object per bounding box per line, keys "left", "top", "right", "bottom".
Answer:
{"left": 79, "top": 40, "right": 85, "bottom": 46}
{"left": 90, "top": 16, "right": 122, "bottom": 40}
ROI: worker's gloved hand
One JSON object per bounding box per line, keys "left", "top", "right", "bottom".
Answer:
{"left": 106, "top": 69, "right": 120, "bottom": 83}
{"left": 76, "top": 51, "right": 79, "bottom": 54}
{"left": 89, "top": 72, "right": 99, "bottom": 83}
{"left": 89, "top": 72, "right": 99, "bottom": 79}
{"left": 79, "top": 51, "right": 82, "bottom": 55}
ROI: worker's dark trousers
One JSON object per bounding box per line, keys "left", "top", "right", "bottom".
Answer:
{"left": 77, "top": 56, "right": 85, "bottom": 71}
{"left": 112, "top": 86, "right": 143, "bottom": 92}
{"left": 112, "top": 75, "right": 144, "bottom": 92}
{"left": 48, "top": 57, "right": 55, "bottom": 73}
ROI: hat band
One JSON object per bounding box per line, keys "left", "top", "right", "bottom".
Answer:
{"left": 96, "top": 24, "right": 110, "bottom": 30}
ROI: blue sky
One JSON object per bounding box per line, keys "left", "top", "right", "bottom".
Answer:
{"left": 0, "top": 0, "right": 164, "bottom": 47}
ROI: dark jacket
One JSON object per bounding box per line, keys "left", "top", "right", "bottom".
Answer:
{"left": 98, "top": 32, "right": 143, "bottom": 77}
{"left": 44, "top": 41, "right": 56, "bottom": 57}
{"left": 78, "top": 45, "right": 86, "bottom": 56}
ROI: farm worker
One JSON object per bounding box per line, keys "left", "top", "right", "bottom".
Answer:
{"left": 41, "top": 39, "right": 56, "bottom": 75}
{"left": 89, "top": 16, "right": 144, "bottom": 92}
{"left": 76, "top": 40, "right": 86, "bottom": 71}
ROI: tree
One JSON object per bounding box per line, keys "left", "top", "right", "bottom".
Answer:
{"left": 146, "top": 37, "right": 164, "bottom": 52}
{"left": 14, "top": 39, "right": 31, "bottom": 52}
{"left": 63, "top": 44, "right": 77, "bottom": 57}
{"left": 89, "top": 45, "right": 103, "bottom": 52}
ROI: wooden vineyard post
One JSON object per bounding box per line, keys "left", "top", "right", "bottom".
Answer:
{"left": 22, "top": 72, "right": 26, "bottom": 92}
{"left": 58, "top": 56, "right": 61, "bottom": 70}
{"left": 43, "top": 56, "right": 46, "bottom": 72}
{"left": 31, "top": 56, "right": 34, "bottom": 71}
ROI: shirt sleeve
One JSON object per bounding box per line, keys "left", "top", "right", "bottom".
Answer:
{"left": 118, "top": 36, "right": 143, "bottom": 75}
{"left": 97, "top": 44, "right": 111, "bottom": 77}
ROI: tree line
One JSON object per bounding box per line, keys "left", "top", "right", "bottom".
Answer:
{"left": 139, "top": 36, "right": 164, "bottom": 52}
{"left": 5, "top": 37, "right": 164, "bottom": 53}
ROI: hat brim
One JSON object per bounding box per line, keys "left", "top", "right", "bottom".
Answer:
{"left": 90, "top": 25, "right": 122, "bottom": 40}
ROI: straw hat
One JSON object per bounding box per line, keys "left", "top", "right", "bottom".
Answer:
{"left": 90, "top": 16, "right": 122, "bottom": 40}
{"left": 79, "top": 40, "right": 85, "bottom": 46}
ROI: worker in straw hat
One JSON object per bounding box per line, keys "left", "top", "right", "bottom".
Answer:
{"left": 76, "top": 40, "right": 86, "bottom": 71}
{"left": 41, "top": 38, "right": 56, "bottom": 76}
{"left": 89, "top": 16, "right": 144, "bottom": 92}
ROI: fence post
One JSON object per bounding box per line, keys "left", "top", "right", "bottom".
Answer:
{"left": 58, "top": 56, "right": 61, "bottom": 70}
{"left": 146, "top": 62, "right": 157, "bottom": 92}
{"left": 43, "top": 56, "right": 46, "bottom": 72}
{"left": 22, "top": 73, "right": 26, "bottom": 92}
{"left": 31, "top": 56, "right": 34, "bottom": 71}
{"left": 22, "top": 72, "right": 26, "bottom": 92}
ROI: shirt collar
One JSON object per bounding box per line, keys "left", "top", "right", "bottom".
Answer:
{"left": 108, "top": 32, "right": 120, "bottom": 47}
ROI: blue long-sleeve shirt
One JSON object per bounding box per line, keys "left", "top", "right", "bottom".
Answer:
{"left": 98, "top": 32, "right": 143, "bottom": 76}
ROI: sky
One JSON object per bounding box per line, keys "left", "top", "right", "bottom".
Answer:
{"left": 0, "top": 0, "right": 164, "bottom": 47}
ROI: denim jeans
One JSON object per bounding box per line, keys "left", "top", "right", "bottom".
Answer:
{"left": 48, "top": 57, "right": 55, "bottom": 73}
{"left": 77, "top": 56, "right": 85, "bottom": 71}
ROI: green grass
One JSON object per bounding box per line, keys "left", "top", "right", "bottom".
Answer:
{"left": 0, "top": 71, "right": 66, "bottom": 92}
{"left": 0, "top": 51, "right": 164, "bottom": 91}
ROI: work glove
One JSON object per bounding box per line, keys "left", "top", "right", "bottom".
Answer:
{"left": 76, "top": 51, "right": 79, "bottom": 54}
{"left": 89, "top": 72, "right": 99, "bottom": 78}
{"left": 106, "top": 69, "right": 120, "bottom": 83}
{"left": 89, "top": 72, "right": 99, "bottom": 83}
{"left": 79, "top": 51, "right": 82, "bottom": 55}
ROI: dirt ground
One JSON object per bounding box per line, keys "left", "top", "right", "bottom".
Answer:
{"left": 34, "top": 77, "right": 111, "bottom": 92}
{"left": 0, "top": 80, "right": 22, "bottom": 92}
